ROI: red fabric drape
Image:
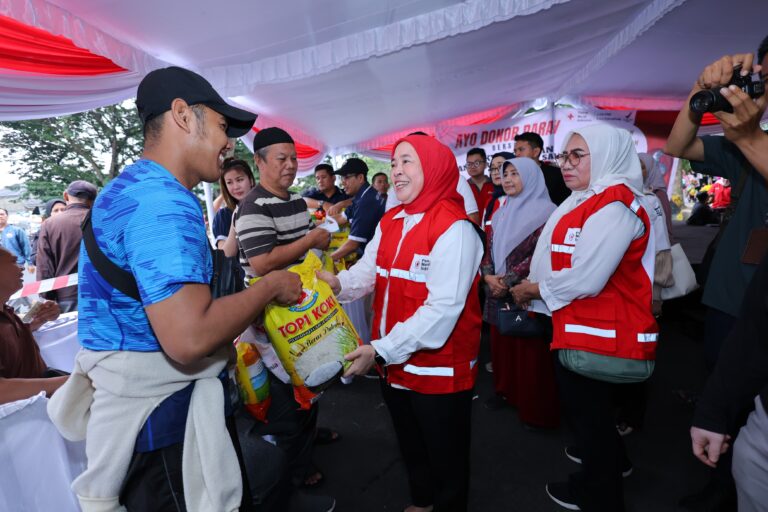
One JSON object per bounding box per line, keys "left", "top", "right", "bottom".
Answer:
{"left": 0, "top": 14, "right": 126, "bottom": 75}
{"left": 600, "top": 106, "right": 720, "bottom": 126}
{"left": 371, "top": 107, "right": 513, "bottom": 154}
{"left": 250, "top": 127, "right": 320, "bottom": 159}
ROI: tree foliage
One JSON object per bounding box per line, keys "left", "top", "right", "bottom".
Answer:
{"left": 0, "top": 101, "right": 143, "bottom": 199}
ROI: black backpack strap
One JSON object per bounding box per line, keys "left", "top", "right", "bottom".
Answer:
{"left": 81, "top": 210, "right": 141, "bottom": 302}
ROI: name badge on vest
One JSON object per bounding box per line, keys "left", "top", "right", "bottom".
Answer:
{"left": 565, "top": 228, "right": 581, "bottom": 245}
{"left": 410, "top": 254, "right": 431, "bottom": 273}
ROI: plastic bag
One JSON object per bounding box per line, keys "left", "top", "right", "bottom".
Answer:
{"left": 319, "top": 218, "right": 357, "bottom": 274}
{"left": 235, "top": 340, "right": 271, "bottom": 422}
{"left": 253, "top": 251, "right": 361, "bottom": 395}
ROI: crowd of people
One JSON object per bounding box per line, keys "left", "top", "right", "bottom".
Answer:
{"left": 2, "top": 36, "right": 768, "bottom": 512}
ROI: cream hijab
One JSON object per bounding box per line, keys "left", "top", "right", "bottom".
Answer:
{"left": 528, "top": 123, "right": 644, "bottom": 284}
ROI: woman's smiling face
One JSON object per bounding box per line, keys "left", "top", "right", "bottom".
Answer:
{"left": 391, "top": 141, "right": 425, "bottom": 204}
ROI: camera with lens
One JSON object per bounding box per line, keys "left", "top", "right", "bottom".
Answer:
{"left": 689, "top": 65, "right": 765, "bottom": 114}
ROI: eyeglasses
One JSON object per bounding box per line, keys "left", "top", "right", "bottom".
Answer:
{"left": 466, "top": 161, "right": 485, "bottom": 169}
{"left": 555, "top": 151, "right": 590, "bottom": 168}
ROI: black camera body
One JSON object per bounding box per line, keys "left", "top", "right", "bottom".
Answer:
{"left": 689, "top": 65, "right": 765, "bottom": 114}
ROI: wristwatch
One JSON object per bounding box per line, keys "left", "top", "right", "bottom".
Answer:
{"left": 318, "top": 200, "right": 325, "bottom": 209}
{"left": 373, "top": 348, "right": 386, "bottom": 367}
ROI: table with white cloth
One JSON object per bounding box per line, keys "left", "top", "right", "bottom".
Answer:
{"left": 33, "top": 311, "right": 79, "bottom": 373}
{"left": 0, "top": 392, "right": 86, "bottom": 511}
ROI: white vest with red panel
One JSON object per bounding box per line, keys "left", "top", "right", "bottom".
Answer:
{"left": 549, "top": 184, "right": 658, "bottom": 361}
{"left": 372, "top": 199, "right": 482, "bottom": 394}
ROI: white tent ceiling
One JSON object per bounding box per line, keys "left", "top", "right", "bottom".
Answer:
{"left": 2, "top": 0, "right": 767, "bottom": 154}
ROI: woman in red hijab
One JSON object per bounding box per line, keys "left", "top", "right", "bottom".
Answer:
{"left": 319, "top": 134, "right": 483, "bottom": 512}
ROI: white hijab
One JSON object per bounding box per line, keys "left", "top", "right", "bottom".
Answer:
{"left": 638, "top": 152, "right": 666, "bottom": 193}
{"left": 491, "top": 157, "right": 556, "bottom": 274}
{"left": 529, "top": 123, "right": 644, "bottom": 284}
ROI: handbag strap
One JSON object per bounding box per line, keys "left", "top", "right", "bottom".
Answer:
{"left": 81, "top": 210, "right": 142, "bottom": 302}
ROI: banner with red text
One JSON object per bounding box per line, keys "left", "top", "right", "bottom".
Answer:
{"left": 438, "top": 107, "right": 647, "bottom": 173}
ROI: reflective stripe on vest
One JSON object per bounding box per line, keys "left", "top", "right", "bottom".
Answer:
{"left": 564, "top": 323, "right": 617, "bottom": 338}
{"left": 389, "top": 268, "right": 427, "bottom": 283}
{"left": 376, "top": 266, "right": 389, "bottom": 278}
{"left": 403, "top": 358, "right": 478, "bottom": 377}
{"left": 552, "top": 244, "right": 575, "bottom": 254}
{"left": 637, "top": 333, "right": 658, "bottom": 342}
{"left": 403, "top": 364, "right": 454, "bottom": 377}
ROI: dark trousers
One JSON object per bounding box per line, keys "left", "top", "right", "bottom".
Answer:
{"left": 380, "top": 382, "right": 473, "bottom": 512}
{"left": 253, "top": 374, "right": 318, "bottom": 486}
{"left": 120, "top": 416, "right": 257, "bottom": 511}
{"left": 555, "top": 358, "right": 629, "bottom": 512}
{"left": 615, "top": 381, "right": 647, "bottom": 430}
{"left": 235, "top": 410, "right": 292, "bottom": 511}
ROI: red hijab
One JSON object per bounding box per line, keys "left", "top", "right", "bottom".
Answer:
{"left": 391, "top": 134, "right": 464, "bottom": 215}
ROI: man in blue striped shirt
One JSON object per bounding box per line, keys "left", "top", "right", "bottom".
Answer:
{"left": 0, "top": 208, "right": 32, "bottom": 270}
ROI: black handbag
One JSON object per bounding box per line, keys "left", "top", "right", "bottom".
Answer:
{"left": 496, "top": 300, "right": 544, "bottom": 338}
{"left": 210, "top": 248, "right": 245, "bottom": 299}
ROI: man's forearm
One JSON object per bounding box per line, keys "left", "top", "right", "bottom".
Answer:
{"left": 331, "top": 240, "right": 360, "bottom": 261}
{"left": 147, "top": 279, "right": 280, "bottom": 365}
{"left": 733, "top": 130, "right": 768, "bottom": 180}
{"left": 0, "top": 376, "right": 66, "bottom": 405}
{"left": 303, "top": 197, "right": 320, "bottom": 209}
{"left": 196, "top": 283, "right": 278, "bottom": 352}
{"left": 664, "top": 89, "right": 706, "bottom": 161}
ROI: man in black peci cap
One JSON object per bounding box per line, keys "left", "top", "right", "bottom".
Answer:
{"left": 233, "top": 128, "right": 339, "bottom": 510}
{"left": 47, "top": 67, "right": 305, "bottom": 511}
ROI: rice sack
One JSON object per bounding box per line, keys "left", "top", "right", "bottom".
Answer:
{"left": 322, "top": 227, "right": 358, "bottom": 274}
{"left": 235, "top": 340, "right": 271, "bottom": 422}
{"left": 252, "top": 251, "right": 362, "bottom": 393}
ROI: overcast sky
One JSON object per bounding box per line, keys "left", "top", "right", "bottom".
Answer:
{"left": 0, "top": 160, "right": 19, "bottom": 188}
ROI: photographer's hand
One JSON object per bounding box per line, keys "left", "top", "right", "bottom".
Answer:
{"left": 715, "top": 68, "right": 768, "bottom": 182}
{"left": 665, "top": 53, "right": 758, "bottom": 163}
{"left": 697, "top": 53, "right": 755, "bottom": 91}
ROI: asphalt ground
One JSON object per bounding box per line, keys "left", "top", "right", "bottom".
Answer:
{"left": 311, "top": 224, "right": 720, "bottom": 512}
{"left": 311, "top": 297, "right": 713, "bottom": 512}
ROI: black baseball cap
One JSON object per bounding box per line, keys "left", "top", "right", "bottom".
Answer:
{"left": 136, "top": 66, "right": 257, "bottom": 138}
{"left": 336, "top": 158, "right": 368, "bottom": 177}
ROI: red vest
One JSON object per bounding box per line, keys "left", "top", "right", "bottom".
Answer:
{"left": 469, "top": 179, "right": 496, "bottom": 215}
{"left": 483, "top": 195, "right": 504, "bottom": 244}
{"left": 550, "top": 185, "right": 658, "bottom": 361}
{"left": 371, "top": 199, "right": 482, "bottom": 394}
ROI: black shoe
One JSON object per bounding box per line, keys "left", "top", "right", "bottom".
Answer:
{"left": 483, "top": 394, "right": 508, "bottom": 410}
{"left": 564, "top": 446, "right": 633, "bottom": 477}
{"left": 679, "top": 480, "right": 737, "bottom": 512}
{"left": 545, "top": 482, "right": 580, "bottom": 510}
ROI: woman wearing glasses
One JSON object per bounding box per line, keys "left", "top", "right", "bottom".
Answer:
{"left": 511, "top": 124, "right": 659, "bottom": 512}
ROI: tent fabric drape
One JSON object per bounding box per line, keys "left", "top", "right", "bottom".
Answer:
{"left": 1, "top": 0, "right": 765, "bottom": 155}
{"left": 0, "top": 0, "right": 165, "bottom": 75}
{"left": 0, "top": 12, "right": 138, "bottom": 121}
{"left": 0, "top": 14, "right": 126, "bottom": 76}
